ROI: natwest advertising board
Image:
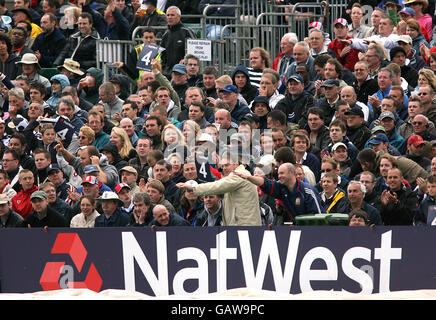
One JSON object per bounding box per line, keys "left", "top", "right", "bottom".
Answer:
{"left": 0, "top": 226, "right": 434, "bottom": 295}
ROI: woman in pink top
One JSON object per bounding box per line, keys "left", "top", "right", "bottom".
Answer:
{"left": 403, "top": 0, "right": 433, "bottom": 37}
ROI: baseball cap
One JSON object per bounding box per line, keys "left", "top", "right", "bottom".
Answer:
{"left": 390, "top": 46, "right": 407, "bottom": 61}
{"left": 185, "top": 180, "right": 199, "bottom": 188}
{"left": 371, "top": 125, "right": 387, "bottom": 134}
{"left": 243, "top": 112, "right": 260, "bottom": 123}
{"left": 197, "top": 133, "right": 215, "bottom": 144}
{"left": 171, "top": 64, "right": 187, "bottom": 75}
{"left": 379, "top": 111, "right": 396, "bottom": 121}
{"left": 322, "top": 79, "right": 340, "bottom": 87}
{"left": 84, "top": 165, "right": 99, "bottom": 174}
{"left": 287, "top": 74, "right": 304, "bottom": 83}
{"left": 46, "top": 164, "right": 61, "bottom": 174}
{"left": 115, "top": 182, "right": 131, "bottom": 193}
{"left": 399, "top": 7, "right": 415, "bottom": 16}
{"left": 344, "top": 108, "right": 364, "bottom": 118}
{"left": 309, "top": 21, "right": 323, "bottom": 31}
{"left": 408, "top": 134, "right": 425, "bottom": 147}
{"left": 30, "top": 190, "right": 48, "bottom": 201}
{"left": 219, "top": 84, "right": 238, "bottom": 94}
{"left": 120, "top": 166, "right": 138, "bottom": 176}
{"left": 398, "top": 34, "right": 413, "bottom": 45}
{"left": 334, "top": 18, "right": 348, "bottom": 27}
{"left": 81, "top": 175, "right": 99, "bottom": 186}
{"left": 332, "top": 142, "right": 348, "bottom": 152}
{"left": 368, "top": 133, "right": 389, "bottom": 145}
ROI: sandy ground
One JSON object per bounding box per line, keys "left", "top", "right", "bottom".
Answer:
{"left": 1, "top": 287, "right": 436, "bottom": 300}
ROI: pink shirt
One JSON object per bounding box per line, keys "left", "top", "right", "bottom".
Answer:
{"left": 416, "top": 14, "right": 433, "bottom": 40}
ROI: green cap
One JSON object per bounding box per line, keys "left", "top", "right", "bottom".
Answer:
{"left": 371, "top": 125, "right": 387, "bottom": 134}
{"left": 30, "top": 190, "right": 48, "bottom": 201}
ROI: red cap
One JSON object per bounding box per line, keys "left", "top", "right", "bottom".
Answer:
{"left": 115, "top": 183, "right": 131, "bottom": 193}
{"left": 334, "top": 18, "right": 348, "bottom": 27}
{"left": 407, "top": 134, "right": 425, "bottom": 147}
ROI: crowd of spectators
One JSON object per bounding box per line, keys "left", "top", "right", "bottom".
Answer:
{"left": 3, "top": 0, "right": 436, "bottom": 229}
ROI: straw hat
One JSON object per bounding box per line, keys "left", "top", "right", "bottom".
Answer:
{"left": 57, "top": 59, "right": 84, "bottom": 76}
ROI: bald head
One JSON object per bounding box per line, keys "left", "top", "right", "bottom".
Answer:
{"left": 340, "top": 86, "right": 357, "bottom": 105}
{"left": 214, "top": 109, "right": 232, "bottom": 129}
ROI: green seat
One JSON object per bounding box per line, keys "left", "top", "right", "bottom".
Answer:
{"left": 184, "top": 23, "right": 202, "bottom": 38}
{"left": 295, "top": 213, "right": 349, "bottom": 226}
{"left": 38, "top": 68, "right": 59, "bottom": 79}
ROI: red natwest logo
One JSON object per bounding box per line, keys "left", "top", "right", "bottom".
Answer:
{"left": 40, "top": 233, "right": 103, "bottom": 292}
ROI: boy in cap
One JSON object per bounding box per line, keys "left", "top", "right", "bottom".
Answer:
{"left": 116, "top": 182, "right": 133, "bottom": 215}
{"left": 328, "top": 18, "right": 360, "bottom": 72}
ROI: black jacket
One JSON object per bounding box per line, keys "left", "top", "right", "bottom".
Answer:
{"left": 161, "top": 22, "right": 196, "bottom": 77}
{"left": 54, "top": 29, "right": 100, "bottom": 71}
{"left": 0, "top": 209, "right": 24, "bottom": 228}
{"left": 24, "top": 206, "right": 68, "bottom": 228}
{"left": 0, "top": 52, "right": 21, "bottom": 80}
{"left": 353, "top": 78, "right": 379, "bottom": 105}
{"left": 379, "top": 186, "right": 418, "bottom": 225}
{"left": 275, "top": 91, "right": 315, "bottom": 128}
{"left": 305, "top": 125, "right": 331, "bottom": 159}
{"left": 149, "top": 213, "right": 190, "bottom": 226}
{"left": 129, "top": 8, "right": 168, "bottom": 38}
{"left": 346, "top": 124, "right": 371, "bottom": 151}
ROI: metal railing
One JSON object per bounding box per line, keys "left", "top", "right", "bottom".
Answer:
{"left": 97, "top": 0, "right": 348, "bottom": 81}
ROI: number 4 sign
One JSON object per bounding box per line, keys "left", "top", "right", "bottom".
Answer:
{"left": 136, "top": 43, "right": 165, "bottom": 71}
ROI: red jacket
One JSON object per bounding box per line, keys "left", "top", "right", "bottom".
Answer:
{"left": 12, "top": 185, "right": 38, "bottom": 219}
{"left": 328, "top": 36, "right": 360, "bottom": 72}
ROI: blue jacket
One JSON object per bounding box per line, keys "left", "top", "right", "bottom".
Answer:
{"left": 104, "top": 7, "right": 130, "bottom": 40}
{"left": 415, "top": 195, "right": 436, "bottom": 226}
{"left": 260, "top": 177, "right": 323, "bottom": 218}
{"left": 31, "top": 27, "right": 67, "bottom": 68}
{"left": 341, "top": 201, "right": 383, "bottom": 226}
{"left": 230, "top": 100, "right": 251, "bottom": 125}
{"left": 46, "top": 74, "right": 70, "bottom": 108}
{"left": 94, "top": 208, "right": 130, "bottom": 227}
{"left": 301, "top": 152, "right": 321, "bottom": 182}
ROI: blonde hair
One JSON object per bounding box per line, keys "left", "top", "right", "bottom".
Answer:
{"left": 418, "top": 68, "right": 436, "bottom": 92}
{"left": 111, "top": 126, "right": 133, "bottom": 159}
{"left": 79, "top": 126, "right": 95, "bottom": 143}
{"left": 161, "top": 123, "right": 186, "bottom": 148}
{"left": 182, "top": 120, "right": 201, "bottom": 140}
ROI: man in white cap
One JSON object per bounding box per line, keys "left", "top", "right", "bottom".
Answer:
{"left": 15, "top": 52, "right": 50, "bottom": 89}
{"left": 0, "top": 193, "right": 23, "bottom": 228}
{"left": 396, "top": 34, "right": 426, "bottom": 72}
{"left": 94, "top": 191, "right": 130, "bottom": 227}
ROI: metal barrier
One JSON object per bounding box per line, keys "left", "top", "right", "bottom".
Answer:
{"left": 115, "top": 0, "right": 347, "bottom": 79}
{"left": 96, "top": 39, "right": 136, "bottom": 70}
{"left": 218, "top": 24, "right": 261, "bottom": 75}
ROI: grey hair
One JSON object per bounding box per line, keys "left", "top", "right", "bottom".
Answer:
{"left": 348, "top": 180, "right": 366, "bottom": 194}
{"left": 294, "top": 41, "right": 310, "bottom": 53}
{"left": 8, "top": 87, "right": 25, "bottom": 100}
{"left": 166, "top": 5, "right": 181, "bottom": 16}
{"left": 283, "top": 32, "right": 298, "bottom": 44}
